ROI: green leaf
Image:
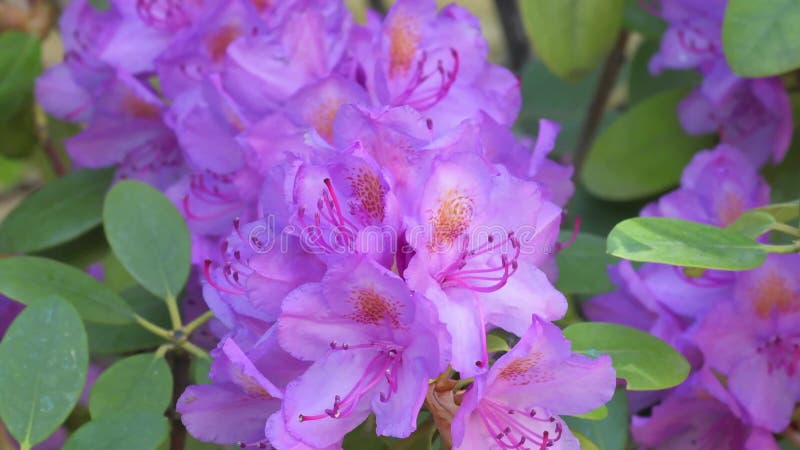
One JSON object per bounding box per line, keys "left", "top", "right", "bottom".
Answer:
{"left": 565, "top": 389, "right": 629, "bottom": 450}
{"left": 0, "top": 256, "right": 134, "bottom": 324}
{"left": 753, "top": 201, "right": 800, "bottom": 224}
{"left": 628, "top": 40, "right": 700, "bottom": 104}
{"left": 103, "top": 180, "right": 191, "bottom": 299}
{"left": 573, "top": 431, "right": 601, "bottom": 450}
{"left": 722, "top": 0, "right": 800, "bottom": 77}
{"left": 0, "top": 99, "right": 37, "bottom": 159}
{"left": 0, "top": 31, "right": 41, "bottom": 121}
{"left": 568, "top": 404, "right": 608, "bottom": 421}
{"left": 581, "top": 89, "right": 714, "bottom": 200}
{"left": 62, "top": 413, "right": 168, "bottom": 450}
{"left": 0, "top": 298, "right": 88, "bottom": 447}
{"left": 607, "top": 217, "right": 767, "bottom": 270}
{"left": 89, "top": 353, "right": 172, "bottom": 418}
{"left": 34, "top": 227, "right": 109, "bottom": 269}
{"left": 86, "top": 286, "right": 170, "bottom": 355}
{"left": 0, "top": 169, "right": 114, "bottom": 253}
{"left": 556, "top": 231, "right": 616, "bottom": 295}
{"left": 520, "top": 0, "right": 625, "bottom": 80}
{"left": 727, "top": 211, "right": 776, "bottom": 239}
{"left": 517, "top": 59, "right": 598, "bottom": 155}
{"left": 564, "top": 322, "right": 690, "bottom": 391}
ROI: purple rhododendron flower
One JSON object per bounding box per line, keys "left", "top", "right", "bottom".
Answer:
{"left": 632, "top": 369, "right": 778, "bottom": 450}
{"left": 641, "top": 144, "right": 770, "bottom": 226}
{"left": 272, "top": 257, "right": 450, "bottom": 447}
{"left": 648, "top": 0, "right": 793, "bottom": 166}
{"left": 691, "top": 254, "right": 800, "bottom": 432}
{"left": 451, "top": 316, "right": 616, "bottom": 450}
{"left": 35, "top": 0, "right": 605, "bottom": 448}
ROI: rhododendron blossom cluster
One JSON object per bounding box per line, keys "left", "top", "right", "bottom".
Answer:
{"left": 35, "top": 0, "right": 617, "bottom": 448}
{"left": 581, "top": 1, "right": 799, "bottom": 448}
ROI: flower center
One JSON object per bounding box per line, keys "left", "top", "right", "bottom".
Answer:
{"left": 347, "top": 288, "right": 404, "bottom": 329}
{"left": 387, "top": 13, "right": 420, "bottom": 78}
{"left": 346, "top": 166, "right": 388, "bottom": 225}
{"left": 428, "top": 190, "right": 474, "bottom": 251}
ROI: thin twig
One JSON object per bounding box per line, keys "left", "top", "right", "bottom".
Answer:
{"left": 573, "top": 30, "right": 630, "bottom": 174}
{"left": 166, "top": 350, "right": 191, "bottom": 450}
{"left": 493, "top": 0, "right": 530, "bottom": 72}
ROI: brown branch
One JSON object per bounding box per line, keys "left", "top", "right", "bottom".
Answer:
{"left": 573, "top": 30, "right": 630, "bottom": 174}
{"left": 493, "top": 0, "right": 530, "bottom": 72}
{"left": 167, "top": 350, "right": 192, "bottom": 450}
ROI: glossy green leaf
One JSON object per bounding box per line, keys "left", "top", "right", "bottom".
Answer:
{"left": 86, "top": 287, "right": 169, "bottom": 354}
{"left": 89, "top": 353, "right": 172, "bottom": 418}
{"left": 0, "top": 298, "right": 88, "bottom": 447}
{"left": 607, "top": 217, "right": 767, "bottom": 270}
{"left": 629, "top": 40, "right": 700, "bottom": 104}
{"left": 62, "top": 413, "right": 168, "bottom": 450}
{"left": 564, "top": 322, "right": 690, "bottom": 391}
{"left": 753, "top": 201, "right": 800, "bottom": 224}
{"left": 0, "top": 169, "right": 114, "bottom": 253}
{"left": 582, "top": 89, "right": 713, "bottom": 200}
{"left": 727, "top": 211, "right": 776, "bottom": 239}
{"left": 0, "top": 31, "right": 41, "bottom": 120}
{"left": 520, "top": 0, "right": 625, "bottom": 80}
{"left": 568, "top": 404, "right": 608, "bottom": 421}
{"left": 103, "top": 181, "right": 191, "bottom": 299}
{"left": 565, "top": 389, "right": 629, "bottom": 450}
{"left": 0, "top": 256, "right": 134, "bottom": 324}
{"left": 722, "top": 0, "right": 800, "bottom": 77}
{"left": 517, "top": 59, "right": 598, "bottom": 155}
{"left": 556, "top": 231, "right": 616, "bottom": 295}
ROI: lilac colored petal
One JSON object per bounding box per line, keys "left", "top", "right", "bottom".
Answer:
{"left": 481, "top": 263, "right": 567, "bottom": 335}
{"left": 485, "top": 316, "right": 616, "bottom": 416}
{"left": 282, "top": 350, "right": 375, "bottom": 448}
{"left": 729, "top": 356, "right": 797, "bottom": 432}
{"left": 177, "top": 383, "right": 278, "bottom": 445}
{"left": 35, "top": 65, "right": 93, "bottom": 122}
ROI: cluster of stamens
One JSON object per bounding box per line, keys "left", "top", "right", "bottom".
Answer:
{"left": 298, "top": 342, "right": 402, "bottom": 422}
{"left": 476, "top": 400, "right": 563, "bottom": 450}
{"left": 437, "top": 231, "right": 521, "bottom": 293}
{"left": 392, "top": 48, "right": 459, "bottom": 110}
